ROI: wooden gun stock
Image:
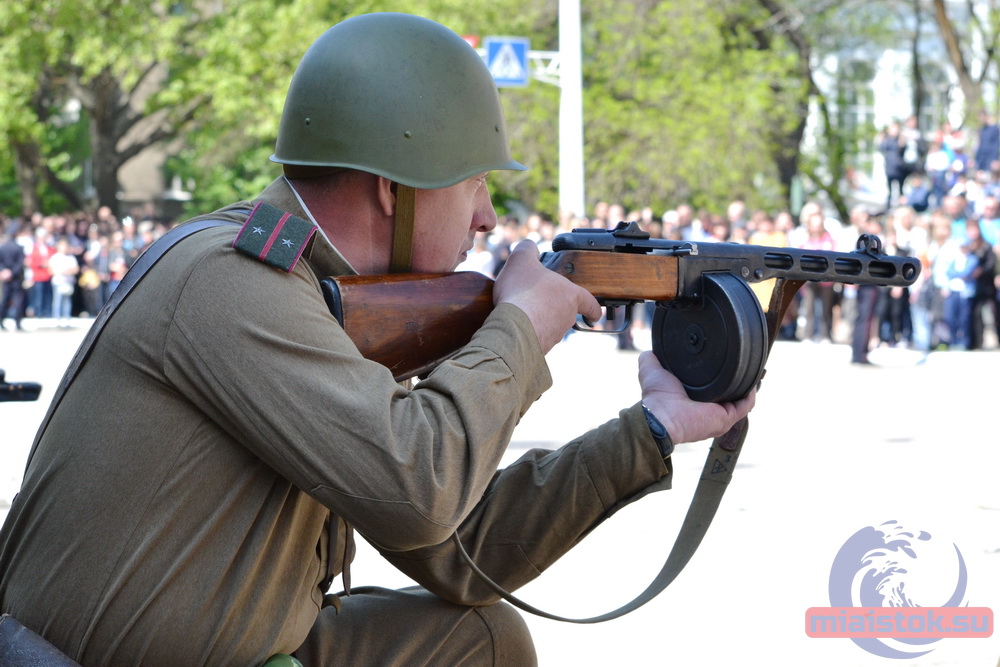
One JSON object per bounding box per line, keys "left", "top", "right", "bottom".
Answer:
{"left": 321, "top": 272, "right": 495, "bottom": 381}
{"left": 320, "top": 253, "right": 678, "bottom": 382}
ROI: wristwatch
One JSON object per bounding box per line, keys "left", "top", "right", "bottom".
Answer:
{"left": 641, "top": 403, "right": 674, "bottom": 459}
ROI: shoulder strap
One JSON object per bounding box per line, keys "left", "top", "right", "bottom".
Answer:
{"left": 24, "top": 218, "right": 240, "bottom": 470}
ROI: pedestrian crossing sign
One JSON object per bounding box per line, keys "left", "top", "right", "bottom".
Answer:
{"left": 484, "top": 36, "right": 530, "bottom": 87}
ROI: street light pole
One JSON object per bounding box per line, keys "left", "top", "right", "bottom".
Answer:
{"left": 558, "top": 0, "right": 586, "bottom": 219}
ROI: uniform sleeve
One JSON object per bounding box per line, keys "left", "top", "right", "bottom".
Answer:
{"left": 374, "top": 401, "right": 672, "bottom": 604}
{"left": 161, "top": 244, "right": 552, "bottom": 552}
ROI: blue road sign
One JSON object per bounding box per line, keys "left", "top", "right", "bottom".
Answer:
{"left": 484, "top": 36, "right": 530, "bottom": 87}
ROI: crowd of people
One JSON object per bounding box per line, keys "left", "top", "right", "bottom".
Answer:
{"left": 0, "top": 206, "right": 172, "bottom": 330}
{"left": 456, "top": 192, "right": 1000, "bottom": 360}
{"left": 2, "top": 172, "right": 999, "bottom": 361}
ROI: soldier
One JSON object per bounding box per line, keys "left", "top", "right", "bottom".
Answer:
{"left": 0, "top": 13, "right": 753, "bottom": 665}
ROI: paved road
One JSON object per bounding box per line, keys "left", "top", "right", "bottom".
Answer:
{"left": 2, "top": 319, "right": 998, "bottom": 666}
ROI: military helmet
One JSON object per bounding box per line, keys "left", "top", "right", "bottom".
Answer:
{"left": 271, "top": 12, "right": 526, "bottom": 189}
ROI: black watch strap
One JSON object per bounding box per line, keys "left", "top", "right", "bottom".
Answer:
{"left": 641, "top": 403, "right": 674, "bottom": 458}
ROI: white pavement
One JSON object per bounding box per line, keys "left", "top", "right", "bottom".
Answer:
{"left": 1, "top": 319, "right": 998, "bottom": 666}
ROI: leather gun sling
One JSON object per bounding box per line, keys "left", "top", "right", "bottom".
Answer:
{"left": 453, "top": 277, "right": 805, "bottom": 623}
{"left": 23, "top": 219, "right": 237, "bottom": 470}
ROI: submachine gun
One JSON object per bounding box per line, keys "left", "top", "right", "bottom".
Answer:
{"left": 322, "top": 221, "right": 921, "bottom": 401}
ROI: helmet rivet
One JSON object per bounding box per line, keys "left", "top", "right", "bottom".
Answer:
{"left": 495, "top": 125, "right": 500, "bottom": 132}
{"left": 304, "top": 118, "right": 311, "bottom": 126}
{"left": 404, "top": 130, "right": 412, "bottom": 138}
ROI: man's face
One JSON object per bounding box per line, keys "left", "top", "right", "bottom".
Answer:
{"left": 943, "top": 197, "right": 964, "bottom": 217}
{"left": 984, "top": 198, "right": 999, "bottom": 219}
{"left": 410, "top": 173, "right": 497, "bottom": 272}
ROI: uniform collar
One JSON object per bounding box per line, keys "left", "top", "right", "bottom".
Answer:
{"left": 255, "top": 177, "right": 357, "bottom": 278}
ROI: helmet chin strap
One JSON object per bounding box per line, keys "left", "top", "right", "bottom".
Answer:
{"left": 285, "top": 174, "right": 415, "bottom": 274}
{"left": 390, "top": 184, "right": 416, "bottom": 273}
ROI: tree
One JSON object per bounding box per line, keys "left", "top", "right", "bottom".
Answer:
{"left": 485, "top": 0, "right": 801, "bottom": 219}
{"left": 167, "top": 0, "right": 551, "bottom": 221}
{"left": 932, "top": 0, "right": 1000, "bottom": 124}
{"left": 743, "top": 0, "right": 905, "bottom": 221}
{"left": 0, "top": 0, "right": 344, "bottom": 217}
{"left": 0, "top": 0, "right": 925, "bottom": 225}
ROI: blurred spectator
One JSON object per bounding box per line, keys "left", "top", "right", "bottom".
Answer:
{"left": 940, "top": 230, "right": 979, "bottom": 350}
{"left": 489, "top": 217, "right": 521, "bottom": 276}
{"left": 923, "top": 212, "right": 957, "bottom": 349}
{"left": 979, "top": 196, "right": 1000, "bottom": 247}
{"left": 942, "top": 194, "right": 970, "bottom": 241}
{"left": 965, "top": 220, "right": 997, "bottom": 350}
{"left": 106, "top": 231, "right": 128, "bottom": 297}
{"left": 903, "top": 173, "right": 931, "bottom": 213}
{"left": 726, "top": 200, "right": 747, "bottom": 232}
{"left": 27, "top": 227, "right": 54, "bottom": 318}
{"left": 0, "top": 222, "right": 27, "bottom": 331}
{"left": 591, "top": 201, "right": 609, "bottom": 230}
{"left": 121, "top": 217, "right": 143, "bottom": 268}
{"left": 879, "top": 121, "right": 908, "bottom": 211}
{"left": 946, "top": 137, "right": 971, "bottom": 196}
{"left": 974, "top": 110, "right": 1000, "bottom": 173}
{"left": 606, "top": 203, "right": 626, "bottom": 229}
{"left": 48, "top": 236, "right": 80, "bottom": 327}
{"left": 925, "top": 140, "right": 952, "bottom": 208}
{"left": 81, "top": 224, "right": 107, "bottom": 315}
{"left": 877, "top": 217, "right": 912, "bottom": 348}
{"left": 705, "top": 219, "right": 730, "bottom": 243}
{"left": 748, "top": 212, "right": 785, "bottom": 247}
{"left": 535, "top": 217, "right": 557, "bottom": 254}
{"left": 909, "top": 217, "right": 937, "bottom": 357}
{"left": 748, "top": 212, "right": 795, "bottom": 338}
{"left": 676, "top": 204, "right": 706, "bottom": 241}
{"left": 797, "top": 209, "right": 837, "bottom": 342}
{"left": 901, "top": 115, "right": 927, "bottom": 180}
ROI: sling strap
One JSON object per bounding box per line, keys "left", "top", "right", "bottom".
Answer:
{"left": 453, "top": 417, "right": 748, "bottom": 623}
{"left": 0, "top": 614, "right": 80, "bottom": 666}
{"left": 23, "top": 218, "right": 239, "bottom": 470}
{"left": 452, "top": 277, "right": 805, "bottom": 623}
{"left": 389, "top": 184, "right": 417, "bottom": 273}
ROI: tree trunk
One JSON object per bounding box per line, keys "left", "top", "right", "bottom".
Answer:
{"left": 86, "top": 69, "right": 127, "bottom": 217}
{"left": 911, "top": 0, "right": 924, "bottom": 122}
{"left": 11, "top": 139, "right": 43, "bottom": 217}
{"left": 932, "top": 0, "right": 982, "bottom": 122}
{"left": 750, "top": 0, "right": 814, "bottom": 212}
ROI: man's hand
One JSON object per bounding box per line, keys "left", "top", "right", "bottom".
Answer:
{"left": 493, "top": 241, "right": 602, "bottom": 354}
{"left": 638, "top": 351, "right": 755, "bottom": 445}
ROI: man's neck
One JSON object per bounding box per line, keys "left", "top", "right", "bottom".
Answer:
{"left": 284, "top": 173, "right": 394, "bottom": 275}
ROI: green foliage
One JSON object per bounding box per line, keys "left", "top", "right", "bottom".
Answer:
{"left": 0, "top": 0, "right": 925, "bottom": 224}
{"left": 576, "top": 0, "right": 798, "bottom": 216}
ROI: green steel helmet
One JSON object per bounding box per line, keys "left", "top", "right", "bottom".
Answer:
{"left": 271, "top": 12, "right": 527, "bottom": 189}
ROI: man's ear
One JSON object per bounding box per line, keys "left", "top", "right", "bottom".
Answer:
{"left": 375, "top": 176, "right": 397, "bottom": 218}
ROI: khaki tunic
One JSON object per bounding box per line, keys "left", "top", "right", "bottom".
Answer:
{"left": 0, "top": 179, "right": 670, "bottom": 665}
